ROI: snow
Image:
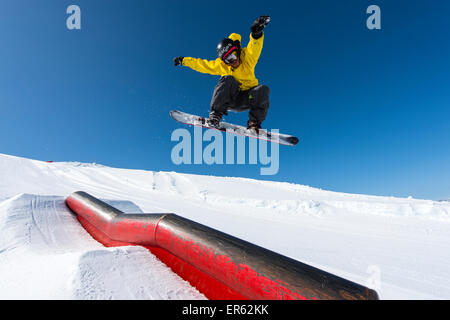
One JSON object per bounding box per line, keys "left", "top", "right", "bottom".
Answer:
{"left": 0, "top": 193, "right": 205, "bottom": 300}
{"left": 0, "top": 152, "right": 450, "bottom": 299}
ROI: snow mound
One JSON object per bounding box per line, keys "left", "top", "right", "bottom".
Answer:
{"left": 0, "top": 193, "right": 205, "bottom": 300}
{"left": 1, "top": 153, "right": 450, "bottom": 299}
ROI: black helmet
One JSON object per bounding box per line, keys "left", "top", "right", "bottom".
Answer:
{"left": 216, "top": 38, "right": 241, "bottom": 62}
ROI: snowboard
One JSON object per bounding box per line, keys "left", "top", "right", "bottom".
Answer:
{"left": 170, "top": 110, "right": 299, "bottom": 146}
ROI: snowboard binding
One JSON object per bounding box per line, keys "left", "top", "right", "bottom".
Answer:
{"left": 207, "top": 111, "right": 223, "bottom": 128}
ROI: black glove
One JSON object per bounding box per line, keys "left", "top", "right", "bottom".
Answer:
{"left": 251, "top": 15, "right": 270, "bottom": 39}
{"left": 173, "top": 56, "right": 184, "bottom": 66}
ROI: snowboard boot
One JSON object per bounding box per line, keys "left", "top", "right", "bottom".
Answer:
{"left": 207, "top": 111, "right": 222, "bottom": 128}
{"left": 247, "top": 120, "right": 262, "bottom": 131}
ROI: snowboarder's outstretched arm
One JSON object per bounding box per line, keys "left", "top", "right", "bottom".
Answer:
{"left": 251, "top": 15, "right": 270, "bottom": 39}
{"left": 177, "top": 57, "right": 228, "bottom": 75}
{"left": 246, "top": 15, "right": 270, "bottom": 66}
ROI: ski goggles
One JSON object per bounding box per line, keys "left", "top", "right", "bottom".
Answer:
{"left": 222, "top": 46, "right": 238, "bottom": 64}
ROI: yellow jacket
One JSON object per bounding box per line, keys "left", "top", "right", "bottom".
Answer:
{"left": 182, "top": 33, "right": 264, "bottom": 91}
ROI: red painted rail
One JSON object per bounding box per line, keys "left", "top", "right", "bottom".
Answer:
{"left": 66, "top": 191, "right": 379, "bottom": 300}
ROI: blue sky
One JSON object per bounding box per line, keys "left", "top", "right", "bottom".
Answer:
{"left": 1, "top": 0, "right": 449, "bottom": 200}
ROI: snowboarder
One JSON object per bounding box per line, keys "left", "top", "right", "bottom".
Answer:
{"left": 173, "top": 15, "right": 271, "bottom": 131}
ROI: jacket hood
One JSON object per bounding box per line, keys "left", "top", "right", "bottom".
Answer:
{"left": 228, "top": 33, "right": 242, "bottom": 45}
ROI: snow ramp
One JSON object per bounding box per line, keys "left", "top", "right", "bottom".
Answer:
{"left": 0, "top": 193, "right": 205, "bottom": 299}
{"left": 66, "top": 191, "right": 379, "bottom": 300}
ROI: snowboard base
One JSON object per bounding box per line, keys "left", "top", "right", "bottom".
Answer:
{"left": 170, "top": 110, "right": 299, "bottom": 146}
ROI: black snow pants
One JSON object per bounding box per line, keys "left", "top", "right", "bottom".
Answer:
{"left": 210, "top": 76, "right": 270, "bottom": 124}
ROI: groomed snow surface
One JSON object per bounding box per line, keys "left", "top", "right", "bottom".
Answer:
{"left": 0, "top": 153, "right": 449, "bottom": 299}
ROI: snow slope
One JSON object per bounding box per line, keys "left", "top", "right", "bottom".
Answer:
{"left": 0, "top": 153, "right": 449, "bottom": 299}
